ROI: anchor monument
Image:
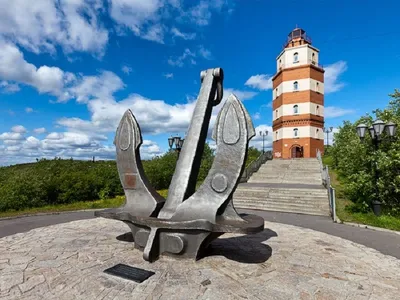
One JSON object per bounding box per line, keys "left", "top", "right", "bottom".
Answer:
{"left": 95, "top": 68, "right": 265, "bottom": 262}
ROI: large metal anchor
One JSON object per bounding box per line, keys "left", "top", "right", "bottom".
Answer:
{"left": 95, "top": 68, "right": 265, "bottom": 262}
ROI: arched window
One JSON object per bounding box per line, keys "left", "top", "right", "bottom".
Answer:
{"left": 293, "top": 105, "right": 299, "bottom": 114}
{"left": 275, "top": 88, "right": 278, "bottom": 97}
{"left": 312, "top": 53, "right": 315, "bottom": 64}
{"left": 316, "top": 128, "right": 319, "bottom": 138}
{"left": 316, "top": 105, "right": 320, "bottom": 115}
{"left": 275, "top": 109, "right": 278, "bottom": 118}
{"left": 316, "top": 82, "right": 319, "bottom": 93}
{"left": 279, "top": 59, "right": 282, "bottom": 68}
{"left": 293, "top": 81, "right": 298, "bottom": 91}
{"left": 293, "top": 128, "right": 299, "bottom": 137}
{"left": 293, "top": 52, "right": 299, "bottom": 63}
{"left": 275, "top": 131, "right": 278, "bottom": 140}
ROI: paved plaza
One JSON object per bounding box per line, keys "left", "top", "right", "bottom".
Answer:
{"left": 1, "top": 218, "right": 399, "bottom": 299}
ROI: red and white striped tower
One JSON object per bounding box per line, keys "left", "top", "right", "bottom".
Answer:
{"left": 272, "top": 28, "right": 325, "bottom": 159}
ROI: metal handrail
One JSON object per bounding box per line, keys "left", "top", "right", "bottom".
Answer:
{"left": 316, "top": 149, "right": 337, "bottom": 222}
{"left": 240, "top": 151, "right": 272, "bottom": 183}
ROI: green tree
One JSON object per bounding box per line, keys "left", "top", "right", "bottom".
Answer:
{"left": 329, "top": 90, "right": 400, "bottom": 214}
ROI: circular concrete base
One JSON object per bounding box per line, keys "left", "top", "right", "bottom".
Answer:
{"left": 0, "top": 219, "right": 399, "bottom": 300}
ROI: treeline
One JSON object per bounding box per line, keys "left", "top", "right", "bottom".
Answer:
{"left": 0, "top": 144, "right": 261, "bottom": 212}
{"left": 328, "top": 89, "right": 400, "bottom": 215}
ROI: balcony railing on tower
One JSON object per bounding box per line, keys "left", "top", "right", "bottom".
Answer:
{"left": 283, "top": 29, "right": 312, "bottom": 48}
{"left": 278, "top": 59, "right": 324, "bottom": 72}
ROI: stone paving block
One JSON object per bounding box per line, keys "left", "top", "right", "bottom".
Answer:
{"left": 0, "top": 218, "right": 399, "bottom": 299}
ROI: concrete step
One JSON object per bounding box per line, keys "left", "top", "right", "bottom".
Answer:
{"left": 233, "top": 201, "right": 330, "bottom": 216}
{"left": 233, "top": 197, "right": 329, "bottom": 208}
{"left": 235, "top": 185, "right": 327, "bottom": 196}
{"left": 248, "top": 179, "right": 322, "bottom": 184}
{"left": 233, "top": 198, "right": 329, "bottom": 206}
{"left": 257, "top": 168, "right": 321, "bottom": 172}
{"left": 251, "top": 173, "right": 321, "bottom": 178}
{"left": 234, "top": 188, "right": 327, "bottom": 196}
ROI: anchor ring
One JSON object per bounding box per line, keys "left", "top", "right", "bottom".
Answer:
{"left": 213, "top": 68, "right": 224, "bottom": 105}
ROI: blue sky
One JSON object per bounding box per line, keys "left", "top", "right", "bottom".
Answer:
{"left": 0, "top": 0, "right": 399, "bottom": 165}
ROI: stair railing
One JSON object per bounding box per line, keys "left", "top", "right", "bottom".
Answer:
{"left": 316, "top": 149, "right": 337, "bottom": 222}
{"left": 239, "top": 151, "right": 273, "bottom": 183}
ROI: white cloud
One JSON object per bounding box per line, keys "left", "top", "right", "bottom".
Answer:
{"left": 325, "top": 106, "right": 355, "bottom": 118}
{"left": 33, "top": 127, "right": 47, "bottom": 134}
{"left": 163, "top": 73, "right": 174, "bottom": 79}
{"left": 0, "top": 80, "right": 20, "bottom": 93}
{"left": 54, "top": 72, "right": 258, "bottom": 140}
{"left": 0, "top": 129, "right": 162, "bottom": 165}
{"left": 198, "top": 45, "right": 212, "bottom": 60}
{"left": 24, "top": 136, "right": 41, "bottom": 149}
{"left": 253, "top": 112, "right": 261, "bottom": 120}
{"left": 184, "top": 0, "right": 229, "bottom": 26}
{"left": 109, "top": 0, "right": 165, "bottom": 43}
{"left": 0, "top": 132, "right": 25, "bottom": 141}
{"left": 11, "top": 125, "right": 27, "bottom": 133}
{"left": 171, "top": 27, "right": 196, "bottom": 40}
{"left": 224, "top": 88, "right": 258, "bottom": 102}
{"left": 25, "top": 107, "right": 34, "bottom": 113}
{"left": 167, "top": 46, "right": 213, "bottom": 67}
{"left": 69, "top": 71, "right": 125, "bottom": 103}
{"left": 168, "top": 48, "right": 196, "bottom": 67}
{"left": 324, "top": 61, "right": 348, "bottom": 93}
{"left": 0, "top": 0, "right": 109, "bottom": 56}
{"left": 0, "top": 40, "right": 75, "bottom": 99}
{"left": 245, "top": 74, "right": 273, "bottom": 91}
{"left": 109, "top": 0, "right": 232, "bottom": 43}
{"left": 121, "top": 65, "right": 133, "bottom": 75}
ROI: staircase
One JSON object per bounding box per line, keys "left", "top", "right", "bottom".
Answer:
{"left": 233, "top": 158, "right": 330, "bottom": 216}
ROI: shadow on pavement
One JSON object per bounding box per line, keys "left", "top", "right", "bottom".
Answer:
{"left": 116, "top": 228, "right": 278, "bottom": 264}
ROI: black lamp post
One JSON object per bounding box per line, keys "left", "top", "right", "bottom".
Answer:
{"left": 168, "top": 135, "right": 185, "bottom": 159}
{"left": 356, "top": 120, "right": 397, "bottom": 216}
{"left": 259, "top": 130, "right": 268, "bottom": 153}
{"left": 323, "top": 126, "right": 333, "bottom": 147}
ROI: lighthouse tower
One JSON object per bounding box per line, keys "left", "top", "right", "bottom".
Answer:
{"left": 272, "top": 28, "right": 325, "bottom": 159}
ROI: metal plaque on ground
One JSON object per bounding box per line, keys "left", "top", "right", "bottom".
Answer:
{"left": 104, "top": 264, "right": 155, "bottom": 283}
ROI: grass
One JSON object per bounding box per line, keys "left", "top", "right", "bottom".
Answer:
{"left": 324, "top": 158, "right": 400, "bottom": 231}
{"left": 0, "top": 196, "right": 126, "bottom": 218}
{"left": 0, "top": 190, "right": 169, "bottom": 218}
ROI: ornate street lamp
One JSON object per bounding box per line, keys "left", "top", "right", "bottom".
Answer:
{"left": 169, "top": 134, "right": 185, "bottom": 158}
{"left": 323, "top": 126, "right": 333, "bottom": 147}
{"left": 259, "top": 130, "right": 268, "bottom": 153}
{"left": 356, "top": 120, "right": 397, "bottom": 216}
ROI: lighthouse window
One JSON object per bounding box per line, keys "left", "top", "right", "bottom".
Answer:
{"left": 276, "top": 131, "right": 278, "bottom": 140}
{"left": 293, "top": 81, "right": 298, "bottom": 91}
{"left": 293, "top": 52, "right": 299, "bottom": 63}
{"left": 312, "top": 53, "right": 315, "bottom": 64}
{"left": 293, "top": 128, "right": 299, "bottom": 137}
{"left": 316, "top": 82, "right": 319, "bottom": 92}
{"left": 293, "top": 105, "right": 299, "bottom": 114}
{"left": 275, "top": 109, "right": 278, "bottom": 118}
{"left": 316, "top": 105, "right": 320, "bottom": 115}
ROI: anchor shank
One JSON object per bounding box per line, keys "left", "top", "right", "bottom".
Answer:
{"left": 158, "top": 69, "right": 222, "bottom": 219}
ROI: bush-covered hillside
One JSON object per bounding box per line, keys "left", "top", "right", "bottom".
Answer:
{"left": 0, "top": 144, "right": 261, "bottom": 212}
